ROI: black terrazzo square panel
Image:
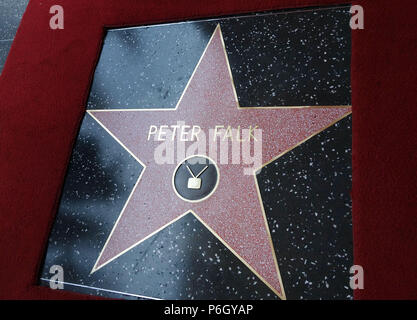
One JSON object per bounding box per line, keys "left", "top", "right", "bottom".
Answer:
{"left": 39, "top": 5, "right": 352, "bottom": 300}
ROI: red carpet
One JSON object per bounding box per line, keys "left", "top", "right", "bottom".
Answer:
{"left": 0, "top": 0, "right": 416, "bottom": 299}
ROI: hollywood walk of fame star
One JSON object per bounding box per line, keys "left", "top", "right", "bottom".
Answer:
{"left": 87, "top": 25, "right": 351, "bottom": 299}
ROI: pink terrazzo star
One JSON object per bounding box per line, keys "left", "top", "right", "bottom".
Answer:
{"left": 88, "top": 25, "right": 351, "bottom": 299}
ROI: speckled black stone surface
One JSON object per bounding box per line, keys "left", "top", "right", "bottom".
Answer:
{"left": 41, "top": 212, "right": 279, "bottom": 300}
{"left": 39, "top": 114, "right": 278, "bottom": 300}
{"left": 0, "top": 0, "right": 28, "bottom": 39}
{"left": 0, "top": 41, "right": 12, "bottom": 74}
{"left": 40, "top": 5, "right": 352, "bottom": 300}
{"left": 258, "top": 115, "right": 352, "bottom": 300}
{"left": 0, "top": 0, "right": 29, "bottom": 74}
{"left": 87, "top": 6, "right": 351, "bottom": 110}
